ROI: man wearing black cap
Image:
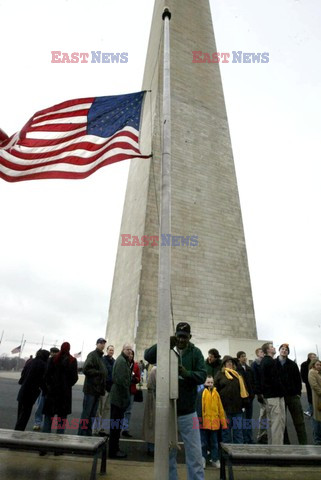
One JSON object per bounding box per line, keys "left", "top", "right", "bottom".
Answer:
{"left": 276, "top": 343, "right": 307, "bottom": 444}
{"left": 205, "top": 348, "right": 222, "bottom": 379}
{"left": 145, "top": 322, "right": 206, "bottom": 480}
{"left": 78, "top": 338, "right": 107, "bottom": 436}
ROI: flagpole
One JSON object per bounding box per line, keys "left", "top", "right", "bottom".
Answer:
{"left": 155, "top": 7, "right": 172, "bottom": 480}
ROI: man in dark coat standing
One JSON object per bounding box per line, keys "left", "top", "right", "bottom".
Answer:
{"left": 108, "top": 343, "right": 132, "bottom": 459}
{"left": 15, "top": 349, "right": 50, "bottom": 431}
{"left": 78, "top": 338, "right": 107, "bottom": 436}
{"left": 205, "top": 348, "right": 222, "bottom": 378}
{"left": 251, "top": 347, "right": 268, "bottom": 444}
{"left": 236, "top": 350, "right": 255, "bottom": 443}
{"left": 276, "top": 343, "right": 307, "bottom": 444}
{"left": 261, "top": 342, "right": 285, "bottom": 444}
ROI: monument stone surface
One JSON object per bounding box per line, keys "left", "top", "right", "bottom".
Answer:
{"left": 106, "top": 0, "right": 258, "bottom": 359}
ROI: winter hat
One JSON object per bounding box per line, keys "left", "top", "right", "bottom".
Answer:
{"left": 221, "top": 355, "right": 237, "bottom": 367}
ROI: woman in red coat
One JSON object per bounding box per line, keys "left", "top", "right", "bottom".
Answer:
{"left": 121, "top": 349, "right": 141, "bottom": 438}
{"left": 42, "top": 342, "right": 78, "bottom": 434}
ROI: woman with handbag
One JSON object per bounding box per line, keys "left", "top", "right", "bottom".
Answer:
{"left": 308, "top": 358, "right": 321, "bottom": 445}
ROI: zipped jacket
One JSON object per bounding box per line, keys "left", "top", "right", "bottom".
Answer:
{"left": 144, "top": 342, "right": 206, "bottom": 416}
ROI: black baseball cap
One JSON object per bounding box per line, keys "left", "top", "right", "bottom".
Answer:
{"left": 175, "top": 322, "right": 191, "bottom": 337}
{"left": 96, "top": 338, "right": 107, "bottom": 344}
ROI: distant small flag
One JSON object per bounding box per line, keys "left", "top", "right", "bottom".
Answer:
{"left": 73, "top": 352, "right": 81, "bottom": 359}
{"left": 11, "top": 345, "right": 21, "bottom": 354}
{"left": 0, "top": 91, "right": 150, "bottom": 182}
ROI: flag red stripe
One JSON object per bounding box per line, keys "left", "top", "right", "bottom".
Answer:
{"left": 26, "top": 123, "right": 87, "bottom": 133}
{"left": 33, "top": 97, "right": 95, "bottom": 116}
{"left": 5, "top": 140, "right": 141, "bottom": 163}
{"left": 18, "top": 128, "right": 138, "bottom": 148}
{"left": 31, "top": 109, "right": 90, "bottom": 124}
{"left": 0, "top": 154, "right": 151, "bottom": 182}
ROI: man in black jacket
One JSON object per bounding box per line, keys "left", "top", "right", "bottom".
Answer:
{"left": 205, "top": 348, "right": 222, "bottom": 378}
{"left": 277, "top": 343, "right": 307, "bottom": 444}
{"left": 251, "top": 347, "right": 268, "bottom": 444}
{"left": 78, "top": 338, "right": 107, "bottom": 436}
{"left": 237, "top": 351, "right": 255, "bottom": 443}
{"left": 260, "top": 342, "right": 285, "bottom": 444}
{"left": 15, "top": 349, "right": 50, "bottom": 431}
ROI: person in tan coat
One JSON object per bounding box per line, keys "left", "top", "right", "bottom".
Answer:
{"left": 308, "top": 358, "right": 321, "bottom": 445}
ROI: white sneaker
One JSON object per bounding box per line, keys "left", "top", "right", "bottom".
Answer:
{"left": 202, "top": 457, "right": 206, "bottom": 469}
{"left": 214, "top": 460, "right": 220, "bottom": 469}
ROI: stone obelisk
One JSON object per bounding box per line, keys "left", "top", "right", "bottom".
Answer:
{"left": 106, "top": 0, "right": 258, "bottom": 359}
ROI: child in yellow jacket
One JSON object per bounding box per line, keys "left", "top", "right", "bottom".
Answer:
{"left": 196, "top": 375, "right": 227, "bottom": 469}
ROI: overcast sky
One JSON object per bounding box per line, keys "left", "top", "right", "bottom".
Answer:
{"left": 0, "top": 0, "right": 320, "bottom": 365}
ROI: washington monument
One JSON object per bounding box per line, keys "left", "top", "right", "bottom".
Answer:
{"left": 106, "top": 0, "right": 257, "bottom": 358}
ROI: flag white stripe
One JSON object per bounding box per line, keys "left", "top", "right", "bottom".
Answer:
{"left": 12, "top": 133, "right": 139, "bottom": 154}
{"left": 2, "top": 139, "right": 139, "bottom": 165}
{"left": 4, "top": 132, "right": 20, "bottom": 149}
{"left": 0, "top": 147, "right": 144, "bottom": 177}
{"left": 24, "top": 125, "right": 137, "bottom": 141}
{"left": 26, "top": 127, "right": 87, "bottom": 140}
{"left": 33, "top": 103, "right": 92, "bottom": 121}
{"left": 32, "top": 116, "right": 87, "bottom": 127}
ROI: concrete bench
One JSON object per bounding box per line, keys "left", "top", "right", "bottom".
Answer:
{"left": 0, "top": 428, "right": 107, "bottom": 480}
{"left": 220, "top": 443, "right": 321, "bottom": 480}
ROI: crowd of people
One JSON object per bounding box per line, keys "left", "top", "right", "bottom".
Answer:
{"left": 13, "top": 325, "right": 321, "bottom": 478}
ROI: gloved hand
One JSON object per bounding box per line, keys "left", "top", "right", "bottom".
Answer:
{"left": 178, "top": 365, "right": 189, "bottom": 378}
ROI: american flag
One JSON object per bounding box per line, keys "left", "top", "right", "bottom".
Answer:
{"left": 11, "top": 345, "right": 21, "bottom": 354}
{"left": 0, "top": 91, "right": 150, "bottom": 182}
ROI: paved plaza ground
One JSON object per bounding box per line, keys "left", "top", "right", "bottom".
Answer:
{"left": 0, "top": 371, "right": 319, "bottom": 479}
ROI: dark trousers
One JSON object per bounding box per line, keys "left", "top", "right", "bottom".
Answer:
{"left": 78, "top": 394, "right": 100, "bottom": 436}
{"left": 43, "top": 414, "right": 67, "bottom": 434}
{"left": 109, "top": 404, "right": 126, "bottom": 456}
{"left": 242, "top": 400, "right": 254, "bottom": 444}
{"left": 284, "top": 395, "right": 307, "bottom": 445}
{"left": 15, "top": 401, "right": 34, "bottom": 431}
